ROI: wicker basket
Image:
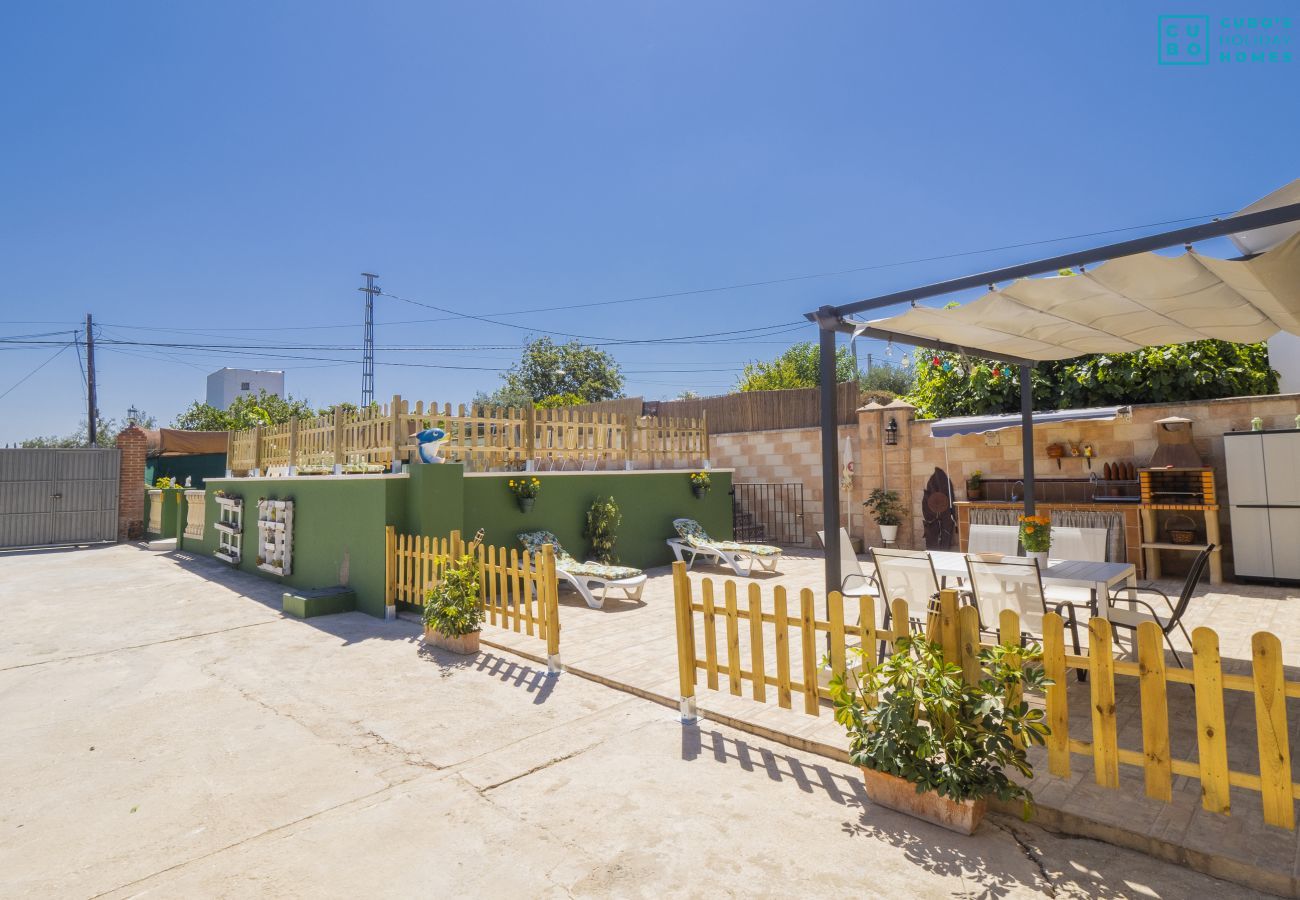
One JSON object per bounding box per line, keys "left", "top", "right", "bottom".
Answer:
{"left": 1165, "top": 514, "right": 1197, "bottom": 544}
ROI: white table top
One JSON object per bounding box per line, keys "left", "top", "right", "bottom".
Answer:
{"left": 929, "top": 551, "right": 1132, "bottom": 584}
{"left": 928, "top": 551, "right": 1136, "bottom": 619}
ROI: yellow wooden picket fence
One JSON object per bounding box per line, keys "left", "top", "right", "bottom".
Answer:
{"left": 385, "top": 527, "right": 561, "bottom": 668}
{"left": 226, "top": 396, "right": 708, "bottom": 474}
{"left": 671, "top": 563, "right": 1300, "bottom": 831}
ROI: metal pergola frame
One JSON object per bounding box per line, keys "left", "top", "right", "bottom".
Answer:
{"left": 806, "top": 200, "right": 1300, "bottom": 598}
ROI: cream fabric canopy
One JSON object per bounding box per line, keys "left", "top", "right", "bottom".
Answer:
{"left": 853, "top": 229, "right": 1300, "bottom": 362}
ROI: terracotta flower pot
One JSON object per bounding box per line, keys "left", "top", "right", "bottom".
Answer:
{"left": 860, "top": 767, "right": 986, "bottom": 835}
{"left": 424, "top": 627, "right": 481, "bottom": 655}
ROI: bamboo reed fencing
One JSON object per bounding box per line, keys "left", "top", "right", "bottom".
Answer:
{"left": 226, "top": 396, "right": 708, "bottom": 474}
{"left": 671, "top": 566, "right": 1300, "bottom": 831}
{"left": 385, "top": 526, "right": 561, "bottom": 667}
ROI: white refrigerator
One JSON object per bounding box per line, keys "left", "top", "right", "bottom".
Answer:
{"left": 1224, "top": 430, "right": 1300, "bottom": 582}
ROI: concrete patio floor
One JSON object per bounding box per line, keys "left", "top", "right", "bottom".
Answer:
{"left": 0, "top": 544, "right": 1265, "bottom": 898}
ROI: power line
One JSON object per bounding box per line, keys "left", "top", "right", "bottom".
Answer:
{"left": 0, "top": 340, "right": 74, "bottom": 404}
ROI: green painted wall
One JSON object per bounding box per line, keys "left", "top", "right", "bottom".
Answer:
{"left": 196, "top": 476, "right": 396, "bottom": 617}
{"left": 459, "top": 471, "right": 732, "bottom": 570}
{"left": 144, "top": 488, "right": 185, "bottom": 539}
{"left": 187, "top": 467, "right": 732, "bottom": 618}
{"left": 146, "top": 453, "right": 227, "bottom": 488}
{"left": 398, "top": 464, "right": 463, "bottom": 538}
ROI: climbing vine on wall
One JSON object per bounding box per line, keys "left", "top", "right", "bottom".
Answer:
{"left": 906, "top": 340, "right": 1278, "bottom": 418}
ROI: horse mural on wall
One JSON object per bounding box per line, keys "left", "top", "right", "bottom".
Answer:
{"left": 922, "top": 467, "right": 956, "bottom": 550}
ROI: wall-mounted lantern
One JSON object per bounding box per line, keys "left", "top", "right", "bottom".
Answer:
{"left": 884, "top": 416, "right": 899, "bottom": 446}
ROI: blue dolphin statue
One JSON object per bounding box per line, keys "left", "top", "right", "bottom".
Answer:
{"left": 415, "top": 428, "right": 447, "bottom": 464}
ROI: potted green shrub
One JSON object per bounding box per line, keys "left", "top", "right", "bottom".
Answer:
{"left": 422, "top": 531, "right": 485, "bottom": 655}
{"left": 864, "top": 488, "right": 904, "bottom": 543}
{"left": 508, "top": 476, "right": 541, "bottom": 513}
{"left": 583, "top": 496, "right": 621, "bottom": 563}
{"left": 829, "top": 636, "right": 1050, "bottom": 834}
{"left": 966, "top": 470, "right": 983, "bottom": 501}
{"left": 689, "top": 471, "right": 711, "bottom": 499}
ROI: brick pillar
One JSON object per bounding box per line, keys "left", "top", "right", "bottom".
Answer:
{"left": 857, "top": 401, "right": 886, "bottom": 547}
{"left": 116, "top": 426, "right": 148, "bottom": 541}
{"left": 883, "top": 400, "right": 918, "bottom": 548}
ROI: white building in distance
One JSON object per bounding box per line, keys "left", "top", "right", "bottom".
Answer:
{"left": 206, "top": 368, "right": 285, "bottom": 411}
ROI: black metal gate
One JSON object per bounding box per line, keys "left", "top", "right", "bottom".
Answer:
{"left": 731, "top": 482, "right": 805, "bottom": 546}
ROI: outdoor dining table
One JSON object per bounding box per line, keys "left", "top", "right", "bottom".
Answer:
{"left": 927, "top": 551, "right": 1138, "bottom": 621}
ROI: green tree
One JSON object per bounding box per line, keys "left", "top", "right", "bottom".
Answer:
{"left": 860, "top": 362, "right": 914, "bottom": 396}
{"left": 171, "top": 390, "right": 320, "bottom": 430}
{"left": 906, "top": 340, "right": 1279, "bottom": 418}
{"left": 21, "top": 410, "right": 156, "bottom": 448}
{"left": 736, "top": 342, "right": 858, "bottom": 391}
{"left": 492, "top": 337, "right": 625, "bottom": 405}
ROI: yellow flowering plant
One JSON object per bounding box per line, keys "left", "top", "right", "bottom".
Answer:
{"left": 508, "top": 477, "right": 541, "bottom": 500}
{"left": 689, "top": 472, "right": 711, "bottom": 495}
{"left": 1017, "top": 514, "right": 1051, "bottom": 552}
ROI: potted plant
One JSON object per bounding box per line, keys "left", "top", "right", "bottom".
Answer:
{"left": 423, "top": 530, "right": 485, "bottom": 655}
{"left": 508, "top": 476, "right": 541, "bottom": 513}
{"left": 583, "top": 496, "right": 621, "bottom": 564}
{"left": 829, "top": 635, "right": 1050, "bottom": 834}
{"left": 689, "top": 471, "right": 711, "bottom": 499}
{"left": 966, "top": 470, "right": 983, "bottom": 501}
{"left": 1017, "top": 514, "right": 1051, "bottom": 565}
{"left": 864, "top": 488, "right": 904, "bottom": 543}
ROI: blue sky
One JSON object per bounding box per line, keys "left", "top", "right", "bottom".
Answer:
{"left": 0, "top": 2, "right": 1294, "bottom": 443}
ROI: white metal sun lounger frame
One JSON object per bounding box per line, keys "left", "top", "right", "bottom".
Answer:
{"left": 665, "top": 537, "right": 782, "bottom": 577}
{"left": 556, "top": 566, "right": 648, "bottom": 610}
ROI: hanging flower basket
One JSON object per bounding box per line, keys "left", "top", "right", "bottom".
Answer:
{"left": 689, "top": 472, "right": 711, "bottom": 499}
{"left": 517, "top": 496, "right": 536, "bottom": 513}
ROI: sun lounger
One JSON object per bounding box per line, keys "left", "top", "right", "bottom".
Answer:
{"left": 517, "top": 530, "right": 647, "bottom": 610}
{"left": 667, "top": 518, "right": 782, "bottom": 577}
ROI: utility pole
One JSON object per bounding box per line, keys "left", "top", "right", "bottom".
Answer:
{"left": 359, "top": 273, "right": 379, "bottom": 407}
{"left": 85, "top": 313, "right": 98, "bottom": 447}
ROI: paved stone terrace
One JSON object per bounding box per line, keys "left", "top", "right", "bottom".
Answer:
{"left": 483, "top": 547, "right": 1300, "bottom": 896}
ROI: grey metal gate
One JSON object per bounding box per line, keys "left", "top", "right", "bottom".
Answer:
{"left": 0, "top": 449, "right": 120, "bottom": 549}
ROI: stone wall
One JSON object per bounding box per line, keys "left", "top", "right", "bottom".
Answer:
{"left": 903, "top": 393, "right": 1300, "bottom": 577}
{"left": 711, "top": 425, "right": 857, "bottom": 547}
{"left": 707, "top": 392, "right": 1300, "bottom": 578}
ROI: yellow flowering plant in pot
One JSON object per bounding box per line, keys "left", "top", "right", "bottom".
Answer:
{"left": 689, "top": 471, "right": 711, "bottom": 498}
{"left": 1017, "top": 514, "right": 1051, "bottom": 565}
{"left": 508, "top": 476, "right": 542, "bottom": 513}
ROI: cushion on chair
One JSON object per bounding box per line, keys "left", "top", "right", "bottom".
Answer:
{"left": 519, "top": 531, "right": 642, "bottom": 580}
{"left": 672, "top": 518, "right": 779, "bottom": 556}
{"left": 561, "top": 561, "right": 644, "bottom": 581}
{"left": 517, "top": 530, "right": 579, "bottom": 567}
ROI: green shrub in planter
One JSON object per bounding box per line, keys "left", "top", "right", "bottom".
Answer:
{"left": 829, "top": 635, "right": 1050, "bottom": 818}
{"left": 422, "top": 532, "right": 485, "bottom": 638}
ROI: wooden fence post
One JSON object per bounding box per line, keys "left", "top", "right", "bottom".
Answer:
{"left": 672, "top": 561, "right": 698, "bottom": 722}
{"left": 701, "top": 409, "right": 710, "bottom": 468}
{"left": 622, "top": 414, "right": 634, "bottom": 470}
{"left": 252, "top": 425, "right": 263, "bottom": 475}
{"left": 384, "top": 525, "right": 395, "bottom": 613}
{"left": 390, "top": 394, "right": 404, "bottom": 471}
{"left": 1088, "top": 617, "right": 1120, "bottom": 788}
{"left": 333, "top": 406, "right": 344, "bottom": 471}
{"left": 224, "top": 429, "right": 234, "bottom": 477}
{"left": 524, "top": 405, "right": 536, "bottom": 469}
{"left": 1252, "top": 631, "right": 1294, "bottom": 829}
{"left": 542, "top": 543, "right": 561, "bottom": 674}
{"left": 288, "top": 417, "right": 299, "bottom": 473}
